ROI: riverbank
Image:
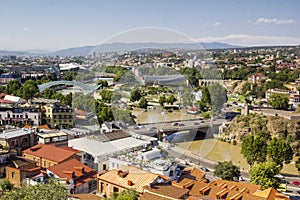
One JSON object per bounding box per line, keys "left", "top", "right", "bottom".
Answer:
{"left": 177, "top": 139, "right": 299, "bottom": 175}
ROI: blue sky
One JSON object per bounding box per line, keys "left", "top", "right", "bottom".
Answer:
{"left": 1, "top": 0, "right": 299, "bottom": 50}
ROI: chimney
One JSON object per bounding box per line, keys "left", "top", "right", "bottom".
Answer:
{"left": 117, "top": 170, "right": 122, "bottom": 175}
{"left": 73, "top": 166, "right": 84, "bottom": 174}
{"left": 127, "top": 180, "right": 133, "bottom": 186}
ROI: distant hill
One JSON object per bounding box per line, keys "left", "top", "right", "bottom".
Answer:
{"left": 51, "top": 42, "right": 244, "bottom": 56}
{"left": 0, "top": 42, "right": 244, "bottom": 57}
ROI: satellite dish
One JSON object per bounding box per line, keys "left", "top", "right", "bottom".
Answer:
{"left": 69, "top": 179, "right": 74, "bottom": 185}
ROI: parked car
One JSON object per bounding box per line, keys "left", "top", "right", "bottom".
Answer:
{"left": 274, "top": 174, "right": 284, "bottom": 179}
{"left": 200, "top": 167, "right": 209, "bottom": 172}
{"left": 292, "top": 180, "right": 300, "bottom": 186}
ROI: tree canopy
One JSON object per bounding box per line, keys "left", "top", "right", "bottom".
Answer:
{"left": 249, "top": 161, "right": 281, "bottom": 190}
{"left": 214, "top": 161, "right": 241, "bottom": 181}
{"left": 268, "top": 93, "right": 289, "bottom": 110}
{"left": 241, "top": 135, "right": 268, "bottom": 166}
{"left": 1, "top": 179, "right": 67, "bottom": 200}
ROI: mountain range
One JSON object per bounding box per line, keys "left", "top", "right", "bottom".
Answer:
{"left": 0, "top": 42, "right": 244, "bottom": 57}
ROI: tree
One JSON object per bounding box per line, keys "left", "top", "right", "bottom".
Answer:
{"left": 97, "top": 80, "right": 108, "bottom": 88}
{"left": 208, "top": 83, "right": 227, "bottom": 114}
{"left": 267, "top": 138, "right": 293, "bottom": 167}
{"left": 1, "top": 178, "right": 67, "bottom": 200}
{"left": 0, "top": 178, "right": 13, "bottom": 193}
{"left": 159, "top": 95, "right": 167, "bottom": 106}
{"left": 268, "top": 93, "right": 289, "bottom": 110}
{"left": 109, "top": 189, "right": 139, "bottom": 200}
{"left": 139, "top": 96, "right": 148, "bottom": 109}
{"left": 295, "top": 158, "right": 300, "bottom": 172}
{"left": 20, "top": 80, "right": 39, "bottom": 100}
{"left": 201, "top": 86, "right": 211, "bottom": 106}
{"left": 100, "top": 89, "right": 113, "bottom": 103}
{"left": 241, "top": 135, "right": 267, "bottom": 166}
{"left": 166, "top": 94, "right": 176, "bottom": 105}
{"left": 214, "top": 161, "right": 241, "bottom": 181}
{"left": 249, "top": 161, "right": 281, "bottom": 190}
{"left": 130, "top": 89, "right": 142, "bottom": 102}
{"left": 5, "top": 80, "right": 21, "bottom": 95}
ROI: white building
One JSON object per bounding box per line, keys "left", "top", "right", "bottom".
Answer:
{"left": 109, "top": 147, "right": 177, "bottom": 179}
{"left": 68, "top": 136, "right": 152, "bottom": 173}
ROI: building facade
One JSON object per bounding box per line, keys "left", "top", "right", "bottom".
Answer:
{"left": 42, "top": 104, "right": 74, "bottom": 129}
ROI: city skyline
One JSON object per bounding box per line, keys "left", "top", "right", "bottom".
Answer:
{"left": 1, "top": 0, "right": 299, "bottom": 51}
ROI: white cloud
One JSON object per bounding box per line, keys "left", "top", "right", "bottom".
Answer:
{"left": 195, "top": 34, "right": 300, "bottom": 46}
{"left": 253, "top": 18, "right": 296, "bottom": 25}
{"left": 212, "top": 22, "right": 221, "bottom": 26}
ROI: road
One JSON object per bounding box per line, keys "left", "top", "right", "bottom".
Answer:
{"left": 162, "top": 142, "right": 300, "bottom": 197}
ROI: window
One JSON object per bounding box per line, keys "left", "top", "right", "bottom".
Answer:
{"left": 44, "top": 161, "right": 46, "bottom": 167}
{"left": 113, "top": 187, "right": 119, "bottom": 193}
{"left": 100, "top": 182, "right": 105, "bottom": 193}
{"left": 103, "top": 164, "right": 107, "bottom": 170}
{"left": 11, "top": 172, "right": 14, "bottom": 178}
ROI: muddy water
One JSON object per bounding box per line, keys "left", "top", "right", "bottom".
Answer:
{"left": 132, "top": 109, "right": 199, "bottom": 124}
{"left": 177, "top": 139, "right": 299, "bottom": 175}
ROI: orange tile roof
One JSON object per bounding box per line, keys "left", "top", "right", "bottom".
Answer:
{"left": 68, "top": 194, "right": 102, "bottom": 200}
{"left": 75, "top": 109, "right": 89, "bottom": 116}
{"left": 23, "top": 125, "right": 33, "bottom": 129}
{"left": 181, "top": 167, "right": 206, "bottom": 181}
{"left": 98, "top": 165, "right": 164, "bottom": 193}
{"left": 48, "top": 158, "right": 94, "bottom": 179}
{"left": 188, "top": 181, "right": 209, "bottom": 196}
{"left": 140, "top": 192, "right": 170, "bottom": 200}
{"left": 172, "top": 178, "right": 197, "bottom": 189}
{"left": 38, "top": 124, "right": 51, "bottom": 130}
{"left": 23, "top": 144, "right": 78, "bottom": 163}
{"left": 211, "top": 179, "right": 261, "bottom": 194}
{"left": 253, "top": 187, "right": 289, "bottom": 200}
{"left": 143, "top": 185, "right": 189, "bottom": 199}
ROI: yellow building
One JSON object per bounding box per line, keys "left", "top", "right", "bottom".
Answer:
{"left": 42, "top": 104, "right": 74, "bottom": 129}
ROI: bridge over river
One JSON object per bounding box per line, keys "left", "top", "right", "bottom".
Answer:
{"left": 128, "top": 118, "right": 224, "bottom": 141}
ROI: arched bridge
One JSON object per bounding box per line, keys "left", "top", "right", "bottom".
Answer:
{"left": 38, "top": 80, "right": 100, "bottom": 93}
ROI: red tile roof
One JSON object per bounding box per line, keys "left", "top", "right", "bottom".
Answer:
{"left": 48, "top": 159, "right": 96, "bottom": 186}
{"left": 23, "top": 144, "right": 78, "bottom": 163}
{"left": 38, "top": 124, "right": 51, "bottom": 130}
{"left": 48, "top": 158, "right": 94, "bottom": 179}
{"left": 75, "top": 109, "right": 89, "bottom": 116}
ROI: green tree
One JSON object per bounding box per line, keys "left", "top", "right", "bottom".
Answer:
{"left": 130, "top": 89, "right": 142, "bottom": 102}
{"left": 208, "top": 83, "right": 227, "bottom": 114}
{"left": 1, "top": 178, "right": 67, "bottom": 200}
{"left": 268, "top": 93, "right": 289, "bottom": 110}
{"left": 97, "top": 80, "right": 108, "bottom": 88}
{"left": 109, "top": 189, "right": 139, "bottom": 200}
{"left": 61, "top": 93, "right": 72, "bottom": 107}
{"left": 159, "top": 95, "right": 167, "bottom": 106}
{"left": 20, "top": 80, "right": 39, "bottom": 100}
{"left": 201, "top": 86, "right": 211, "bottom": 106}
{"left": 5, "top": 80, "right": 21, "bottom": 95}
{"left": 267, "top": 138, "right": 293, "bottom": 167}
{"left": 166, "top": 94, "right": 176, "bottom": 105}
{"left": 241, "top": 135, "right": 267, "bottom": 166}
{"left": 100, "top": 89, "right": 113, "bottom": 103}
{"left": 0, "top": 178, "right": 13, "bottom": 193}
{"left": 295, "top": 158, "right": 300, "bottom": 173}
{"left": 214, "top": 161, "right": 241, "bottom": 181}
{"left": 139, "top": 96, "right": 148, "bottom": 109}
{"left": 249, "top": 161, "right": 281, "bottom": 190}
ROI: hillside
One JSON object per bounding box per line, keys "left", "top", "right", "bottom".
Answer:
{"left": 222, "top": 113, "right": 300, "bottom": 143}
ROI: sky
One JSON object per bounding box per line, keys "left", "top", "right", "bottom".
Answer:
{"left": 1, "top": 0, "right": 299, "bottom": 51}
